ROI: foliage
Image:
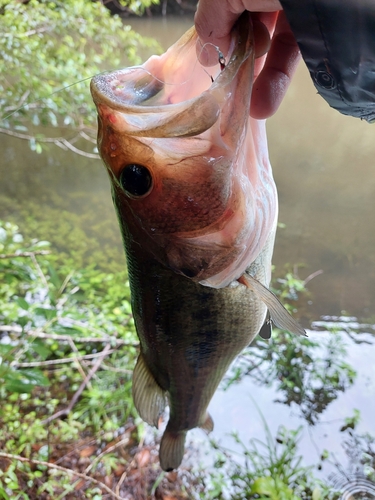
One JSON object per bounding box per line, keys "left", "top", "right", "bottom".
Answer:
{"left": 114, "top": 0, "right": 161, "bottom": 15}
{"left": 0, "top": 220, "right": 139, "bottom": 497}
{"left": 0, "top": 221, "right": 371, "bottom": 499}
{"left": 0, "top": 0, "right": 160, "bottom": 154}
{"left": 200, "top": 422, "right": 340, "bottom": 500}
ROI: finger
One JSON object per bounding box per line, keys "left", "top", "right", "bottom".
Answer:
{"left": 252, "top": 12, "right": 279, "bottom": 70}
{"left": 195, "top": 1, "right": 239, "bottom": 66}
{"left": 250, "top": 11, "right": 301, "bottom": 119}
{"left": 194, "top": 0, "right": 282, "bottom": 66}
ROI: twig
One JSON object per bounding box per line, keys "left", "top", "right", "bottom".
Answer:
{"left": 25, "top": 331, "right": 138, "bottom": 347}
{"left": 30, "top": 253, "right": 49, "bottom": 288}
{"left": 85, "top": 435, "right": 130, "bottom": 474}
{"left": 3, "top": 26, "right": 52, "bottom": 38}
{"left": 0, "top": 451, "right": 123, "bottom": 500}
{"left": 100, "top": 363, "right": 132, "bottom": 374}
{"left": 3, "top": 90, "right": 31, "bottom": 112}
{"left": 0, "top": 326, "right": 138, "bottom": 347}
{"left": 0, "top": 127, "right": 100, "bottom": 159}
{"left": 11, "top": 349, "right": 117, "bottom": 367}
{"left": 0, "top": 250, "right": 50, "bottom": 259}
{"left": 67, "top": 336, "right": 94, "bottom": 388}
{"left": 25, "top": 331, "right": 138, "bottom": 348}
{"left": 42, "top": 344, "right": 111, "bottom": 425}
{"left": 115, "top": 433, "right": 147, "bottom": 495}
{"left": 79, "top": 130, "right": 97, "bottom": 144}
{"left": 304, "top": 269, "right": 324, "bottom": 285}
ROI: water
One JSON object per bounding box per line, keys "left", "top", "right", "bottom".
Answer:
{"left": 1, "top": 14, "right": 375, "bottom": 492}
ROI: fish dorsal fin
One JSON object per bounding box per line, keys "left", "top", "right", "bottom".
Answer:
{"left": 238, "top": 274, "right": 307, "bottom": 337}
{"left": 259, "top": 312, "right": 272, "bottom": 340}
{"left": 159, "top": 429, "right": 187, "bottom": 471}
{"left": 132, "top": 353, "right": 167, "bottom": 428}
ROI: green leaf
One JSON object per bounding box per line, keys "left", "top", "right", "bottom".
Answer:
{"left": 250, "top": 477, "right": 275, "bottom": 495}
{"left": 32, "top": 341, "right": 51, "bottom": 360}
{"left": 34, "top": 307, "right": 57, "bottom": 321}
{"left": 312, "top": 487, "right": 322, "bottom": 500}
{"left": 20, "top": 369, "right": 50, "bottom": 387}
{"left": 0, "top": 487, "right": 10, "bottom": 500}
{"left": 16, "top": 296, "right": 30, "bottom": 310}
{"left": 47, "top": 264, "right": 61, "bottom": 288}
{"left": 5, "top": 379, "right": 34, "bottom": 394}
{"left": 0, "top": 344, "right": 14, "bottom": 355}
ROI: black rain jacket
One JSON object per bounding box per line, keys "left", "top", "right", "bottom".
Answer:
{"left": 280, "top": 0, "right": 375, "bottom": 122}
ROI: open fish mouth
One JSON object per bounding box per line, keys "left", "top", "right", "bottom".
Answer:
{"left": 91, "top": 14, "right": 278, "bottom": 289}
{"left": 90, "top": 19, "right": 249, "bottom": 138}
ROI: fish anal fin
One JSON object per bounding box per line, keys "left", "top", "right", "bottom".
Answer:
{"left": 132, "top": 353, "right": 166, "bottom": 428}
{"left": 159, "top": 429, "right": 187, "bottom": 471}
{"left": 259, "top": 312, "right": 272, "bottom": 340}
{"left": 238, "top": 274, "right": 307, "bottom": 337}
{"left": 199, "top": 412, "right": 214, "bottom": 434}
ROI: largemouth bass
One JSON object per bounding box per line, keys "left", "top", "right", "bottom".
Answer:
{"left": 91, "top": 14, "right": 304, "bottom": 471}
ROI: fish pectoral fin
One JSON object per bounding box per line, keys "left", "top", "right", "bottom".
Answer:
{"left": 159, "top": 429, "right": 187, "bottom": 472}
{"left": 132, "top": 353, "right": 167, "bottom": 428}
{"left": 199, "top": 412, "right": 214, "bottom": 434}
{"left": 259, "top": 311, "right": 272, "bottom": 340}
{"left": 238, "top": 274, "right": 307, "bottom": 337}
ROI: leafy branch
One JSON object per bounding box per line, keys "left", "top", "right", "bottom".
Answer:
{"left": 0, "top": 0, "right": 160, "bottom": 154}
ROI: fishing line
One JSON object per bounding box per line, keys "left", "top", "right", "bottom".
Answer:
{"left": 2, "top": 42, "right": 226, "bottom": 123}
{"left": 1, "top": 75, "right": 96, "bottom": 122}
{"left": 132, "top": 41, "right": 225, "bottom": 87}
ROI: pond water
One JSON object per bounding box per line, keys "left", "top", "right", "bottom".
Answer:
{"left": 1, "top": 14, "right": 375, "bottom": 491}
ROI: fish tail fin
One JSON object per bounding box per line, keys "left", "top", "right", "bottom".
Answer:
{"left": 159, "top": 429, "right": 187, "bottom": 471}
{"left": 132, "top": 353, "right": 166, "bottom": 428}
{"left": 199, "top": 411, "right": 214, "bottom": 434}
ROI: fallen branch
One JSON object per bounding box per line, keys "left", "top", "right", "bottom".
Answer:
{"left": 11, "top": 349, "right": 117, "bottom": 368}
{"left": 0, "top": 326, "right": 139, "bottom": 348}
{"left": 26, "top": 331, "right": 139, "bottom": 348}
{"left": 42, "top": 344, "right": 111, "bottom": 425}
{"left": 0, "top": 451, "right": 123, "bottom": 500}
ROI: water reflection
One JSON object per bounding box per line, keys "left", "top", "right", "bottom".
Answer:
{"left": 224, "top": 329, "right": 357, "bottom": 426}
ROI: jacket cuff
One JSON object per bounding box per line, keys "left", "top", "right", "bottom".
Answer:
{"left": 279, "top": 0, "right": 375, "bottom": 122}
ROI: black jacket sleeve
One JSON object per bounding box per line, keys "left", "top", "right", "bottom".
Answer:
{"left": 279, "top": 0, "right": 375, "bottom": 122}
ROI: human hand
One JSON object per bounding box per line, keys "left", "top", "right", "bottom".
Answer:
{"left": 194, "top": 0, "right": 301, "bottom": 119}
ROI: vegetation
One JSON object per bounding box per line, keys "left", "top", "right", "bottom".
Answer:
{"left": 0, "top": 0, "right": 159, "bottom": 156}
{"left": 1, "top": 221, "right": 373, "bottom": 499}
{"left": 205, "top": 428, "right": 340, "bottom": 500}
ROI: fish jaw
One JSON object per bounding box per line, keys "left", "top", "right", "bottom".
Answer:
{"left": 91, "top": 14, "right": 277, "bottom": 287}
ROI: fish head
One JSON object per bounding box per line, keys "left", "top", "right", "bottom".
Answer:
{"left": 91, "top": 14, "right": 278, "bottom": 287}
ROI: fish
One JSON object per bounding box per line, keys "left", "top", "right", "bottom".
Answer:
{"left": 90, "top": 13, "right": 305, "bottom": 472}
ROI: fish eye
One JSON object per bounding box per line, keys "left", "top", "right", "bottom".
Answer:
{"left": 119, "top": 164, "right": 152, "bottom": 198}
